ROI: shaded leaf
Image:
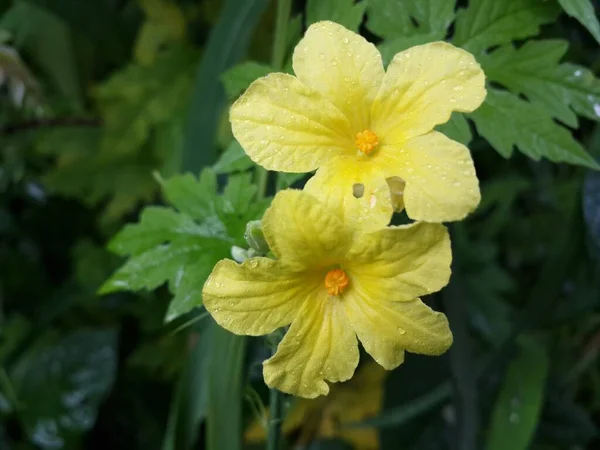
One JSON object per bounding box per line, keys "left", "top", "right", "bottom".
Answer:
{"left": 453, "top": 0, "right": 560, "bottom": 54}
{"left": 558, "top": 0, "right": 600, "bottom": 44}
{"left": 306, "top": 0, "right": 367, "bottom": 32}
{"left": 481, "top": 40, "right": 600, "bottom": 128}
{"left": 486, "top": 335, "right": 549, "bottom": 450}
{"left": 583, "top": 169, "right": 600, "bottom": 251}
{"left": 437, "top": 113, "right": 472, "bottom": 146}
{"left": 221, "top": 61, "right": 272, "bottom": 100}
{"left": 213, "top": 140, "right": 254, "bottom": 174}
{"left": 470, "top": 88, "right": 599, "bottom": 169}
{"left": 12, "top": 329, "right": 118, "bottom": 450}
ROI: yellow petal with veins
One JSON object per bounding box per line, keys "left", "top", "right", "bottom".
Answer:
{"left": 263, "top": 291, "right": 359, "bottom": 398}
{"left": 345, "top": 222, "right": 451, "bottom": 302}
{"left": 203, "top": 258, "right": 315, "bottom": 336}
{"left": 372, "top": 42, "right": 486, "bottom": 143}
{"left": 376, "top": 131, "right": 480, "bottom": 222}
{"left": 293, "top": 21, "right": 385, "bottom": 131}
{"left": 262, "top": 189, "right": 353, "bottom": 270}
{"left": 304, "top": 157, "right": 393, "bottom": 233}
{"left": 230, "top": 73, "right": 353, "bottom": 172}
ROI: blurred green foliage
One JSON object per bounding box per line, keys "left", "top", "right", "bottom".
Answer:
{"left": 1, "top": 0, "right": 600, "bottom": 449}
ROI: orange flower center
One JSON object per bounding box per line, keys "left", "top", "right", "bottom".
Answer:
{"left": 355, "top": 129, "right": 379, "bottom": 155}
{"left": 324, "top": 269, "right": 349, "bottom": 296}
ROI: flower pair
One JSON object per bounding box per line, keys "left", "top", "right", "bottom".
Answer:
{"left": 203, "top": 21, "right": 486, "bottom": 398}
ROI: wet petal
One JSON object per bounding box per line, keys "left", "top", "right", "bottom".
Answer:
{"left": 346, "top": 222, "right": 451, "bottom": 302}
{"left": 203, "top": 258, "right": 313, "bottom": 335}
{"left": 230, "top": 73, "right": 354, "bottom": 172}
{"left": 262, "top": 189, "right": 353, "bottom": 270}
{"left": 263, "top": 293, "right": 359, "bottom": 398}
{"left": 344, "top": 290, "right": 452, "bottom": 369}
{"left": 377, "top": 131, "right": 480, "bottom": 222}
{"left": 304, "top": 157, "right": 393, "bottom": 232}
{"left": 293, "top": 21, "right": 384, "bottom": 130}
{"left": 372, "top": 42, "right": 486, "bottom": 143}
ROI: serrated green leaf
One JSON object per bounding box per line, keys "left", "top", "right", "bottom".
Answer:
{"left": 306, "top": 0, "right": 367, "bottom": 32}
{"left": 377, "top": 31, "right": 444, "bottom": 66}
{"left": 213, "top": 140, "right": 254, "bottom": 174}
{"left": 453, "top": 0, "right": 560, "bottom": 55}
{"left": 221, "top": 61, "right": 272, "bottom": 100}
{"left": 436, "top": 113, "right": 472, "bottom": 146}
{"left": 470, "top": 89, "right": 600, "bottom": 169}
{"left": 486, "top": 335, "right": 549, "bottom": 450}
{"left": 367, "top": 0, "right": 455, "bottom": 38}
{"left": 558, "top": 0, "right": 600, "bottom": 44}
{"left": 103, "top": 170, "right": 268, "bottom": 321}
{"left": 481, "top": 40, "right": 600, "bottom": 128}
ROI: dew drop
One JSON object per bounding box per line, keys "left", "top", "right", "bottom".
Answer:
{"left": 453, "top": 181, "right": 462, "bottom": 187}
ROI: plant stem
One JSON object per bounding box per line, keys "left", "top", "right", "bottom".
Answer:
{"left": 266, "top": 383, "right": 284, "bottom": 450}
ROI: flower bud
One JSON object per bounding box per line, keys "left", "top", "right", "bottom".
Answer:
{"left": 244, "top": 220, "right": 270, "bottom": 254}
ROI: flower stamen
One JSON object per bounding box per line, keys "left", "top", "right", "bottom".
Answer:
{"left": 324, "top": 268, "right": 350, "bottom": 296}
{"left": 355, "top": 129, "right": 379, "bottom": 155}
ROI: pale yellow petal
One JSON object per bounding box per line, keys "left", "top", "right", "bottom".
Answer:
{"left": 230, "top": 73, "right": 353, "bottom": 172}
{"left": 203, "top": 258, "right": 314, "bottom": 336}
{"left": 304, "top": 157, "right": 393, "bottom": 233}
{"left": 372, "top": 42, "right": 486, "bottom": 143}
{"left": 344, "top": 290, "right": 452, "bottom": 369}
{"left": 262, "top": 189, "right": 352, "bottom": 270}
{"left": 345, "top": 222, "right": 451, "bottom": 302}
{"left": 376, "top": 131, "right": 480, "bottom": 222}
{"left": 263, "top": 293, "right": 359, "bottom": 398}
{"left": 293, "top": 21, "right": 384, "bottom": 130}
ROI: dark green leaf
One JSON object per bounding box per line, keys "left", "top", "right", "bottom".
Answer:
{"left": 212, "top": 140, "right": 254, "bottom": 174}
{"left": 453, "top": 0, "right": 560, "bottom": 54}
{"left": 306, "top": 0, "right": 367, "bottom": 32}
{"left": 481, "top": 40, "right": 600, "bottom": 128}
{"left": 12, "top": 329, "right": 117, "bottom": 450}
{"left": 486, "top": 335, "right": 549, "bottom": 450}
{"left": 181, "top": 0, "right": 269, "bottom": 172}
{"left": 558, "top": 0, "right": 600, "bottom": 44}
{"left": 470, "top": 88, "right": 600, "bottom": 169}
{"left": 221, "top": 61, "right": 272, "bottom": 100}
{"left": 437, "top": 113, "right": 473, "bottom": 146}
{"left": 367, "top": 0, "right": 455, "bottom": 39}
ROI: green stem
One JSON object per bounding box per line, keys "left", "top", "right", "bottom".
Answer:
{"left": 256, "top": 0, "right": 292, "bottom": 199}
{"left": 266, "top": 384, "right": 283, "bottom": 450}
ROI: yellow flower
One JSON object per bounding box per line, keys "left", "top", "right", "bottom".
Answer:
{"left": 245, "top": 361, "right": 387, "bottom": 450}
{"left": 230, "top": 21, "right": 486, "bottom": 230}
{"left": 202, "top": 189, "right": 453, "bottom": 398}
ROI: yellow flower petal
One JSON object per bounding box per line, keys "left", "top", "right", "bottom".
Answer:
{"left": 304, "top": 157, "right": 393, "bottom": 232}
{"left": 263, "top": 294, "right": 359, "bottom": 398}
{"left": 346, "top": 222, "right": 451, "bottom": 302}
{"left": 293, "top": 21, "right": 385, "bottom": 130}
{"left": 344, "top": 292, "right": 453, "bottom": 369}
{"left": 372, "top": 42, "right": 486, "bottom": 143}
{"left": 230, "top": 73, "right": 353, "bottom": 172}
{"left": 202, "top": 258, "right": 314, "bottom": 336}
{"left": 376, "top": 131, "right": 480, "bottom": 222}
{"left": 262, "top": 189, "right": 352, "bottom": 270}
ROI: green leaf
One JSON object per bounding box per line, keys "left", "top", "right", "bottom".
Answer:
{"left": 558, "top": 0, "right": 600, "bottom": 44}
{"left": 221, "top": 61, "right": 272, "bottom": 100}
{"left": 437, "top": 113, "right": 472, "bottom": 146}
{"left": 306, "top": 0, "right": 367, "bottom": 32}
{"left": 367, "top": 0, "right": 455, "bottom": 38}
{"left": 481, "top": 40, "right": 600, "bottom": 128}
{"left": 95, "top": 45, "right": 196, "bottom": 157}
{"left": 181, "top": 0, "right": 269, "bottom": 172}
{"left": 102, "top": 169, "right": 269, "bottom": 321}
{"left": 276, "top": 172, "right": 306, "bottom": 190}
{"left": 213, "top": 140, "right": 254, "bottom": 174}
{"left": 486, "top": 335, "right": 549, "bottom": 450}
{"left": 453, "top": 0, "right": 560, "bottom": 54}
{"left": 470, "top": 88, "right": 600, "bottom": 169}
{"left": 11, "top": 329, "right": 117, "bottom": 449}
{"left": 377, "top": 32, "right": 443, "bottom": 67}
{"left": 206, "top": 327, "right": 247, "bottom": 450}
